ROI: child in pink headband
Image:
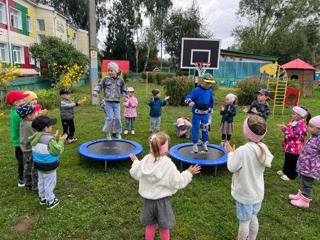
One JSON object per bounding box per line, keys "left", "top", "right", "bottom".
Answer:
{"left": 225, "top": 115, "right": 273, "bottom": 240}
{"left": 129, "top": 132, "right": 201, "bottom": 240}
{"left": 289, "top": 115, "right": 320, "bottom": 208}
{"left": 276, "top": 105, "right": 311, "bottom": 181}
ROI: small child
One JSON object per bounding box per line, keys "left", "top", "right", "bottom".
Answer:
{"left": 6, "top": 90, "right": 30, "bottom": 187}
{"left": 129, "top": 132, "right": 201, "bottom": 240}
{"left": 123, "top": 87, "right": 138, "bottom": 135}
{"left": 276, "top": 106, "right": 311, "bottom": 181}
{"left": 174, "top": 117, "right": 192, "bottom": 138}
{"left": 225, "top": 115, "right": 274, "bottom": 240}
{"left": 100, "top": 100, "right": 116, "bottom": 138}
{"left": 148, "top": 89, "right": 169, "bottom": 134}
{"left": 185, "top": 73, "right": 214, "bottom": 153}
{"left": 243, "top": 89, "right": 270, "bottom": 121}
{"left": 29, "top": 116, "right": 67, "bottom": 209}
{"left": 93, "top": 62, "right": 128, "bottom": 140}
{"left": 219, "top": 93, "right": 237, "bottom": 147}
{"left": 59, "top": 88, "right": 84, "bottom": 143}
{"left": 289, "top": 115, "right": 320, "bottom": 208}
{"left": 24, "top": 90, "right": 49, "bottom": 116}
{"left": 17, "top": 103, "right": 42, "bottom": 193}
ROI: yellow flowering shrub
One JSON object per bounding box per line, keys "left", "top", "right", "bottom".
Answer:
{"left": 60, "top": 64, "right": 83, "bottom": 88}
{"left": 81, "top": 96, "right": 87, "bottom": 102}
{"left": 0, "top": 60, "right": 23, "bottom": 90}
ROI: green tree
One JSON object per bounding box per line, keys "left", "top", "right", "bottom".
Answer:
{"left": 29, "top": 36, "right": 89, "bottom": 85}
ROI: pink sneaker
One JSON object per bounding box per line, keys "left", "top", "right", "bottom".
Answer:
{"left": 291, "top": 195, "right": 311, "bottom": 208}
{"left": 289, "top": 190, "right": 302, "bottom": 200}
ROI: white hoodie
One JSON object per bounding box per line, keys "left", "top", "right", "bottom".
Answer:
{"left": 130, "top": 154, "right": 193, "bottom": 200}
{"left": 227, "top": 142, "right": 273, "bottom": 205}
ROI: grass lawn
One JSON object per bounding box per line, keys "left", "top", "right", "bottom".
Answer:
{"left": 0, "top": 82, "right": 320, "bottom": 240}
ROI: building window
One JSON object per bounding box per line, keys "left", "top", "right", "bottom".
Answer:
{"left": 0, "top": 3, "right": 7, "bottom": 24}
{"left": 0, "top": 42, "right": 9, "bottom": 62}
{"left": 37, "top": 19, "right": 45, "bottom": 31}
{"left": 67, "top": 35, "right": 71, "bottom": 44}
{"left": 29, "top": 51, "right": 35, "bottom": 65}
{"left": 26, "top": 15, "right": 33, "bottom": 33}
{"left": 37, "top": 34, "right": 45, "bottom": 44}
{"left": 73, "top": 37, "right": 76, "bottom": 48}
{"left": 13, "top": 45, "right": 24, "bottom": 64}
{"left": 10, "top": 8, "right": 22, "bottom": 29}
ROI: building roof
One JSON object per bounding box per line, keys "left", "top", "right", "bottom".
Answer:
{"left": 102, "top": 60, "right": 130, "bottom": 73}
{"left": 282, "top": 58, "right": 316, "bottom": 70}
{"left": 221, "top": 49, "right": 278, "bottom": 61}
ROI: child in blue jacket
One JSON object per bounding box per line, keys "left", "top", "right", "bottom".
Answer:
{"left": 148, "top": 89, "right": 170, "bottom": 134}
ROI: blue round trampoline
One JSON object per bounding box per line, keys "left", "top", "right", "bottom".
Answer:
{"left": 169, "top": 143, "right": 228, "bottom": 176}
{"left": 78, "top": 139, "right": 143, "bottom": 172}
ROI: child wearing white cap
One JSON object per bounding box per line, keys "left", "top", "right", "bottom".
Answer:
{"left": 123, "top": 87, "right": 138, "bottom": 135}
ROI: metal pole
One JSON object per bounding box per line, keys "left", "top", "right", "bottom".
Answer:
{"left": 88, "top": 0, "right": 99, "bottom": 105}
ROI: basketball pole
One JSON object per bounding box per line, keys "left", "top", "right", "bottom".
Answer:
{"left": 194, "top": 69, "right": 198, "bottom": 88}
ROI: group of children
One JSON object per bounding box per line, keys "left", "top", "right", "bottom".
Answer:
{"left": 6, "top": 61, "right": 320, "bottom": 239}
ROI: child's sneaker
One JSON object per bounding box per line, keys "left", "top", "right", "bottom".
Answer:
{"left": 39, "top": 197, "right": 46, "bottom": 205}
{"left": 66, "top": 138, "right": 72, "bottom": 143}
{"left": 131, "top": 130, "right": 135, "bottom": 135}
{"left": 193, "top": 144, "right": 198, "bottom": 153}
{"left": 124, "top": 130, "right": 129, "bottom": 135}
{"left": 202, "top": 142, "right": 208, "bottom": 151}
{"left": 185, "top": 135, "right": 190, "bottom": 138}
{"left": 47, "top": 198, "right": 59, "bottom": 209}
{"left": 18, "top": 179, "right": 25, "bottom": 187}
{"left": 71, "top": 137, "right": 77, "bottom": 142}
{"left": 219, "top": 141, "right": 225, "bottom": 147}
{"left": 116, "top": 133, "right": 122, "bottom": 139}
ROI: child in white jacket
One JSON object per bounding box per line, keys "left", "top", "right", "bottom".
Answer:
{"left": 129, "top": 132, "right": 201, "bottom": 240}
{"left": 225, "top": 115, "right": 273, "bottom": 240}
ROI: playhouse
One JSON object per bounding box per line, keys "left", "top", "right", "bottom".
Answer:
{"left": 101, "top": 60, "right": 130, "bottom": 78}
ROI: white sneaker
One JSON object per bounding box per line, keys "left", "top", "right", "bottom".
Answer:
{"left": 124, "top": 130, "right": 129, "bottom": 135}
{"left": 193, "top": 144, "right": 198, "bottom": 153}
{"left": 131, "top": 130, "right": 135, "bottom": 135}
{"left": 202, "top": 142, "right": 208, "bottom": 151}
{"left": 277, "top": 170, "right": 284, "bottom": 176}
{"left": 219, "top": 141, "right": 225, "bottom": 147}
{"left": 281, "top": 175, "right": 291, "bottom": 181}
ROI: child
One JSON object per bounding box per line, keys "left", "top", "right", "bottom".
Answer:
{"left": 225, "top": 115, "right": 274, "bottom": 240}
{"left": 59, "top": 88, "right": 84, "bottom": 143}
{"left": 24, "top": 90, "right": 49, "bottom": 116}
{"left": 6, "top": 90, "right": 30, "bottom": 187}
{"left": 100, "top": 100, "right": 116, "bottom": 138}
{"left": 123, "top": 87, "right": 138, "bottom": 135}
{"left": 289, "top": 115, "right": 320, "bottom": 208}
{"left": 276, "top": 105, "right": 311, "bottom": 181}
{"left": 219, "top": 93, "right": 237, "bottom": 147}
{"left": 148, "top": 89, "right": 169, "bottom": 134}
{"left": 29, "top": 116, "right": 67, "bottom": 209}
{"left": 17, "top": 103, "right": 42, "bottom": 193}
{"left": 243, "top": 89, "right": 270, "bottom": 120}
{"left": 185, "top": 73, "right": 214, "bottom": 153}
{"left": 93, "top": 62, "right": 128, "bottom": 140}
{"left": 174, "top": 117, "right": 192, "bottom": 138}
{"left": 129, "top": 132, "right": 201, "bottom": 240}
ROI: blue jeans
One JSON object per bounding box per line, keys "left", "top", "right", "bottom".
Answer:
{"left": 125, "top": 117, "right": 136, "bottom": 130}
{"left": 103, "top": 101, "right": 122, "bottom": 133}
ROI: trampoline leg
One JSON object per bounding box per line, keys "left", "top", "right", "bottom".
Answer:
{"left": 104, "top": 161, "right": 108, "bottom": 172}
{"left": 180, "top": 162, "right": 183, "bottom": 172}
{"left": 214, "top": 166, "right": 217, "bottom": 177}
{"left": 79, "top": 154, "right": 81, "bottom": 165}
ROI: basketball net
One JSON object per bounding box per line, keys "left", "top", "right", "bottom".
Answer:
{"left": 194, "top": 62, "right": 210, "bottom": 78}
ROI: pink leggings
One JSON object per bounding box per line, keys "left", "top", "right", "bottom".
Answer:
{"left": 146, "top": 223, "right": 170, "bottom": 240}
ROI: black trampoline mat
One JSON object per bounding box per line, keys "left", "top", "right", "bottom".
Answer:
{"left": 87, "top": 141, "right": 136, "bottom": 155}
{"left": 177, "top": 146, "right": 225, "bottom": 160}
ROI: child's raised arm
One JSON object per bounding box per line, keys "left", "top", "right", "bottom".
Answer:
{"left": 188, "top": 164, "right": 201, "bottom": 175}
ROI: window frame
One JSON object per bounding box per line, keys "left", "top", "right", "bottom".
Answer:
{"left": 29, "top": 50, "right": 35, "bottom": 65}
{"left": 36, "top": 19, "right": 45, "bottom": 31}
{"left": 72, "top": 37, "right": 76, "bottom": 48}
{"left": 37, "top": 34, "right": 45, "bottom": 44}
{"left": 26, "top": 15, "right": 33, "bottom": 33}
{"left": 0, "top": 2, "right": 7, "bottom": 25}
{"left": 0, "top": 42, "right": 9, "bottom": 62}
{"left": 12, "top": 45, "right": 25, "bottom": 64}
{"left": 10, "top": 7, "right": 22, "bottom": 29}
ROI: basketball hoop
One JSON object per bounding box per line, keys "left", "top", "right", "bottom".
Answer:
{"left": 194, "top": 62, "right": 211, "bottom": 78}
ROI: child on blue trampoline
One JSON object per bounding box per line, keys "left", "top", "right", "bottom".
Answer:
{"left": 129, "top": 132, "right": 201, "bottom": 240}
{"left": 185, "top": 73, "right": 215, "bottom": 153}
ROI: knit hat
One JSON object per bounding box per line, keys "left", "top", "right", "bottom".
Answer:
{"left": 32, "top": 116, "right": 57, "bottom": 131}
{"left": 226, "top": 93, "right": 237, "bottom": 103}
{"left": 17, "top": 103, "right": 42, "bottom": 118}
{"left": 127, "top": 87, "right": 134, "bottom": 92}
{"left": 6, "top": 91, "right": 29, "bottom": 103}
{"left": 202, "top": 73, "right": 216, "bottom": 83}
{"left": 152, "top": 89, "right": 160, "bottom": 96}
{"left": 309, "top": 115, "right": 320, "bottom": 128}
{"left": 177, "top": 118, "right": 184, "bottom": 127}
{"left": 24, "top": 91, "right": 37, "bottom": 103}
{"left": 108, "top": 62, "right": 119, "bottom": 72}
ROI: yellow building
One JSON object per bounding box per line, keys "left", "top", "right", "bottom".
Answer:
{"left": 0, "top": 0, "right": 89, "bottom": 76}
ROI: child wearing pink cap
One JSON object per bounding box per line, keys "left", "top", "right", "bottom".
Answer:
{"left": 174, "top": 117, "right": 192, "bottom": 138}
{"left": 276, "top": 105, "right": 311, "bottom": 181}
{"left": 219, "top": 93, "right": 237, "bottom": 147}
{"left": 225, "top": 115, "right": 273, "bottom": 240}
{"left": 289, "top": 115, "right": 320, "bottom": 208}
{"left": 129, "top": 132, "right": 201, "bottom": 240}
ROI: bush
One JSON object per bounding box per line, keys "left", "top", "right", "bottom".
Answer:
{"left": 123, "top": 72, "right": 130, "bottom": 82}
{"left": 176, "top": 70, "right": 189, "bottom": 76}
{"left": 35, "top": 89, "right": 60, "bottom": 109}
{"left": 140, "top": 72, "right": 175, "bottom": 84}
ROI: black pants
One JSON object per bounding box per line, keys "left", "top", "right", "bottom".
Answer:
{"left": 62, "top": 119, "right": 75, "bottom": 139}
{"left": 283, "top": 152, "right": 299, "bottom": 179}
{"left": 15, "top": 146, "right": 24, "bottom": 181}
{"left": 300, "top": 174, "right": 314, "bottom": 199}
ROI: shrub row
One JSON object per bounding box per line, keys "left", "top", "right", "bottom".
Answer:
{"left": 140, "top": 72, "right": 176, "bottom": 84}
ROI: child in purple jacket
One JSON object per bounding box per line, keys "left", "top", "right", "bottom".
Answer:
{"left": 289, "top": 116, "right": 320, "bottom": 208}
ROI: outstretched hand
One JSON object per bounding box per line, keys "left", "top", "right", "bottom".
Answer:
{"left": 165, "top": 96, "right": 170, "bottom": 100}
{"left": 53, "top": 130, "right": 59, "bottom": 138}
{"left": 243, "top": 106, "right": 248, "bottom": 113}
{"left": 224, "top": 142, "right": 236, "bottom": 153}
{"left": 189, "top": 102, "right": 195, "bottom": 107}
{"left": 77, "top": 100, "right": 84, "bottom": 105}
{"left": 188, "top": 164, "right": 201, "bottom": 175}
{"left": 276, "top": 122, "right": 286, "bottom": 131}
{"left": 221, "top": 105, "right": 225, "bottom": 111}
{"left": 130, "top": 154, "right": 138, "bottom": 162}
{"left": 60, "top": 133, "right": 68, "bottom": 141}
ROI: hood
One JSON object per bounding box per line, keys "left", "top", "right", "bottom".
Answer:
{"left": 29, "top": 132, "right": 44, "bottom": 146}
{"left": 246, "top": 142, "right": 273, "bottom": 168}
{"left": 137, "top": 154, "right": 169, "bottom": 183}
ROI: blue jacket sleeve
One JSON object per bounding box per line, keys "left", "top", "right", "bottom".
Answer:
{"left": 148, "top": 98, "right": 153, "bottom": 107}
{"left": 209, "top": 91, "right": 214, "bottom": 113}
{"left": 229, "top": 105, "right": 237, "bottom": 116}
{"left": 185, "top": 89, "right": 196, "bottom": 104}
{"left": 160, "top": 100, "right": 167, "bottom": 106}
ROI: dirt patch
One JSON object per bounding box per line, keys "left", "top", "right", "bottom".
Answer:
{"left": 13, "top": 215, "right": 36, "bottom": 231}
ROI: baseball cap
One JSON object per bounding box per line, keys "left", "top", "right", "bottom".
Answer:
{"left": 202, "top": 73, "right": 216, "bottom": 83}
{"left": 127, "top": 87, "right": 134, "bottom": 92}
{"left": 32, "top": 116, "right": 57, "bottom": 131}
{"left": 6, "top": 91, "right": 29, "bottom": 103}
{"left": 17, "top": 103, "right": 42, "bottom": 118}
{"left": 177, "top": 118, "right": 184, "bottom": 127}
{"left": 255, "top": 89, "right": 270, "bottom": 97}
{"left": 60, "top": 88, "right": 72, "bottom": 95}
